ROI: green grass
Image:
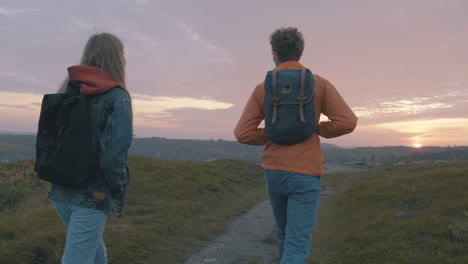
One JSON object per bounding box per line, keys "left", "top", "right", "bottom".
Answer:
{"left": 309, "top": 162, "right": 468, "bottom": 264}
{"left": 262, "top": 231, "right": 276, "bottom": 244}
{"left": 0, "top": 156, "right": 266, "bottom": 264}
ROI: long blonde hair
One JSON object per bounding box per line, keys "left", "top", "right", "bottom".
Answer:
{"left": 59, "top": 33, "right": 126, "bottom": 93}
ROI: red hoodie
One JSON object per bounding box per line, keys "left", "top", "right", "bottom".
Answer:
{"left": 67, "top": 66, "right": 121, "bottom": 95}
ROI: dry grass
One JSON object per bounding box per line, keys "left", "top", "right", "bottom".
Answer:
{"left": 0, "top": 156, "right": 266, "bottom": 264}
{"left": 309, "top": 162, "right": 468, "bottom": 264}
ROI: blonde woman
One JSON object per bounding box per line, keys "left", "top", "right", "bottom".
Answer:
{"left": 49, "top": 33, "right": 132, "bottom": 264}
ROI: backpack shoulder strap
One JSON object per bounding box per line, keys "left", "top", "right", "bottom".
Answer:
{"left": 271, "top": 70, "right": 279, "bottom": 124}
{"left": 298, "top": 68, "right": 306, "bottom": 122}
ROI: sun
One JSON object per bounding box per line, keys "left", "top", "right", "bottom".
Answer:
{"left": 413, "top": 143, "right": 422, "bottom": 148}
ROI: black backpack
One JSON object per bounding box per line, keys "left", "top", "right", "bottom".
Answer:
{"left": 263, "top": 68, "right": 317, "bottom": 145}
{"left": 34, "top": 81, "right": 97, "bottom": 188}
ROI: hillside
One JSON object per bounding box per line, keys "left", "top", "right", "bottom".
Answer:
{"left": 322, "top": 145, "right": 468, "bottom": 164}
{"left": 2, "top": 134, "right": 467, "bottom": 165}
{"left": 129, "top": 137, "right": 265, "bottom": 162}
{"left": 0, "top": 134, "right": 336, "bottom": 163}
{"left": 0, "top": 157, "right": 266, "bottom": 264}
{"left": 309, "top": 161, "right": 468, "bottom": 263}
{"left": 0, "top": 134, "right": 36, "bottom": 163}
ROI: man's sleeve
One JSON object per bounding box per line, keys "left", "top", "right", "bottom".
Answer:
{"left": 234, "top": 85, "right": 268, "bottom": 146}
{"left": 317, "top": 78, "right": 358, "bottom": 138}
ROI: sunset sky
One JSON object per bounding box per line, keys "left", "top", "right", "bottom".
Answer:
{"left": 1, "top": 0, "right": 467, "bottom": 147}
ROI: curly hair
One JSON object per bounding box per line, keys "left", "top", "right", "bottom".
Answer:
{"left": 269, "top": 27, "right": 304, "bottom": 63}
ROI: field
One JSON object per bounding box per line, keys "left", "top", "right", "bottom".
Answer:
{"left": 0, "top": 156, "right": 266, "bottom": 264}
{"left": 2, "top": 158, "right": 467, "bottom": 264}
{"left": 309, "top": 162, "right": 468, "bottom": 264}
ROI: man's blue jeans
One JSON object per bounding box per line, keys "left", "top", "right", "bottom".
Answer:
{"left": 51, "top": 200, "right": 108, "bottom": 264}
{"left": 264, "top": 170, "right": 321, "bottom": 264}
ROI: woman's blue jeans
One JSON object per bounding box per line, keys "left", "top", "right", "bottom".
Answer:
{"left": 51, "top": 200, "right": 108, "bottom": 264}
{"left": 264, "top": 170, "right": 321, "bottom": 264}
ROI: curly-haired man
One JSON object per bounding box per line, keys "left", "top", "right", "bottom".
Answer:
{"left": 234, "top": 27, "right": 358, "bottom": 263}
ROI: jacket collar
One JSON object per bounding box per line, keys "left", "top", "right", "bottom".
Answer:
{"left": 273, "top": 60, "right": 304, "bottom": 71}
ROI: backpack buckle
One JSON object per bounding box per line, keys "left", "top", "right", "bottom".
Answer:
{"left": 282, "top": 84, "right": 293, "bottom": 94}
{"left": 63, "top": 95, "right": 80, "bottom": 105}
{"left": 297, "top": 96, "right": 308, "bottom": 102}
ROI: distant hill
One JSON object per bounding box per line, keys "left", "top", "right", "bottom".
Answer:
{"left": 129, "top": 137, "right": 263, "bottom": 162}
{"left": 129, "top": 137, "right": 338, "bottom": 163}
{"left": 0, "top": 134, "right": 337, "bottom": 163}
{"left": 0, "top": 134, "right": 36, "bottom": 163}
{"left": 322, "top": 145, "right": 468, "bottom": 164}
{"left": 1, "top": 134, "right": 467, "bottom": 165}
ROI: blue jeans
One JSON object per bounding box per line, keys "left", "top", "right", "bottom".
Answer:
{"left": 264, "top": 170, "right": 321, "bottom": 264}
{"left": 51, "top": 200, "right": 108, "bottom": 264}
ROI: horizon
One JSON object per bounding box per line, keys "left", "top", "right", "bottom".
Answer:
{"left": 1, "top": 0, "right": 467, "bottom": 147}
{"left": 1, "top": 131, "right": 467, "bottom": 149}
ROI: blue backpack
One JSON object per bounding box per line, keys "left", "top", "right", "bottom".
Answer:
{"left": 263, "top": 68, "right": 316, "bottom": 145}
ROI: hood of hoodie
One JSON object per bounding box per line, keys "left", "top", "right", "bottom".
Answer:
{"left": 67, "top": 65, "right": 120, "bottom": 95}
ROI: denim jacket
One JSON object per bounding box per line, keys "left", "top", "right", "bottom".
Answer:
{"left": 50, "top": 87, "right": 133, "bottom": 217}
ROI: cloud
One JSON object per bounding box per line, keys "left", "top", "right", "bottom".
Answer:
{"left": 72, "top": 18, "right": 94, "bottom": 31}
{"left": 375, "top": 118, "right": 468, "bottom": 134}
{"left": 0, "top": 91, "right": 234, "bottom": 129}
{"left": 368, "top": 118, "right": 468, "bottom": 145}
{"left": 352, "top": 95, "right": 458, "bottom": 119}
{"left": 0, "top": 7, "right": 39, "bottom": 16}
{"left": 0, "top": 91, "right": 42, "bottom": 122}
{"left": 119, "top": 0, "right": 151, "bottom": 5}
{"left": 179, "top": 23, "right": 232, "bottom": 64}
{"left": 0, "top": 72, "right": 40, "bottom": 85}
{"left": 380, "top": 98, "right": 453, "bottom": 114}
{"left": 135, "top": 0, "right": 150, "bottom": 4}
{"left": 132, "top": 93, "right": 234, "bottom": 127}
{"left": 0, "top": 103, "right": 36, "bottom": 110}
{"left": 0, "top": 91, "right": 42, "bottom": 110}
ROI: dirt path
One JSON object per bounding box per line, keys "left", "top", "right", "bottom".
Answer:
{"left": 184, "top": 199, "right": 276, "bottom": 264}
{"left": 184, "top": 165, "right": 365, "bottom": 264}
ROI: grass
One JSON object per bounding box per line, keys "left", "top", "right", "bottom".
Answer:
{"left": 0, "top": 156, "right": 266, "bottom": 264}
{"left": 4, "top": 159, "right": 467, "bottom": 264}
{"left": 309, "top": 162, "right": 468, "bottom": 264}
{"left": 262, "top": 231, "right": 276, "bottom": 244}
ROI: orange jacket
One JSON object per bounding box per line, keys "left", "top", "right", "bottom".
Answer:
{"left": 234, "top": 61, "right": 357, "bottom": 177}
